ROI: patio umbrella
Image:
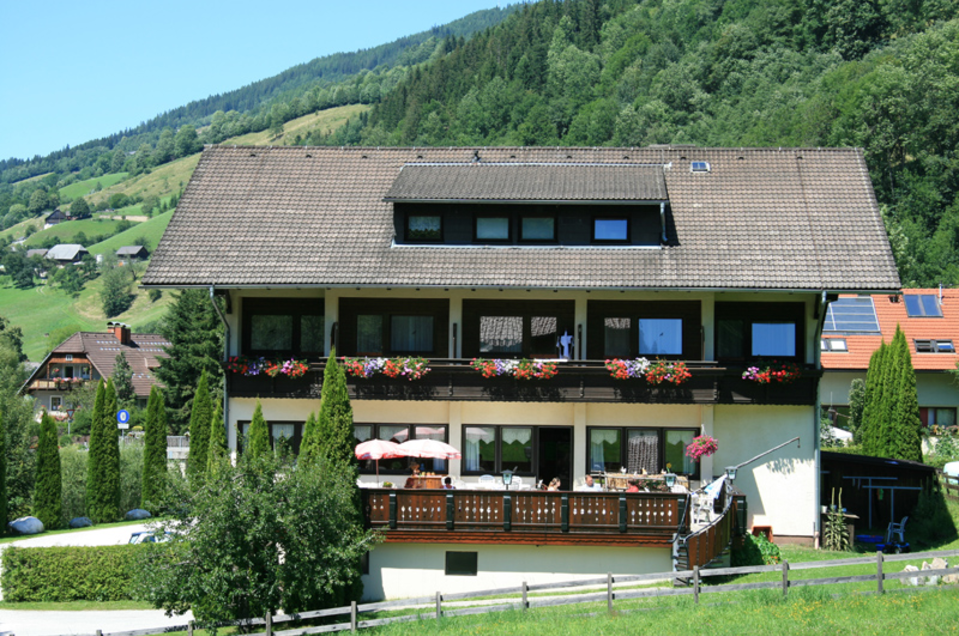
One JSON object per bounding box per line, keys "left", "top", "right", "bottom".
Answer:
{"left": 355, "top": 439, "right": 407, "bottom": 486}
{"left": 397, "top": 438, "right": 462, "bottom": 460}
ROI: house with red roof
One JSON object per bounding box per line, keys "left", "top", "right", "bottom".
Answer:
{"left": 820, "top": 288, "right": 959, "bottom": 431}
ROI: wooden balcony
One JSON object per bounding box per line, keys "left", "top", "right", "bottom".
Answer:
{"left": 226, "top": 360, "right": 819, "bottom": 406}
{"left": 361, "top": 489, "right": 688, "bottom": 547}
{"left": 28, "top": 378, "right": 90, "bottom": 392}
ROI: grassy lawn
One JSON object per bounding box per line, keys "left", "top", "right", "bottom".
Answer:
{"left": 0, "top": 599, "right": 154, "bottom": 611}
{"left": 0, "top": 216, "right": 44, "bottom": 242}
{"left": 0, "top": 518, "right": 150, "bottom": 546}
{"left": 58, "top": 173, "right": 128, "bottom": 202}
{"left": 24, "top": 217, "right": 136, "bottom": 248}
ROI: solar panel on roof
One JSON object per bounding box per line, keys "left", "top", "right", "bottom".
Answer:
{"left": 904, "top": 294, "right": 942, "bottom": 317}
{"left": 823, "top": 297, "right": 881, "bottom": 333}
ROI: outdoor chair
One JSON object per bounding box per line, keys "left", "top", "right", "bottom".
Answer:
{"left": 478, "top": 474, "right": 496, "bottom": 489}
{"left": 886, "top": 516, "right": 908, "bottom": 543}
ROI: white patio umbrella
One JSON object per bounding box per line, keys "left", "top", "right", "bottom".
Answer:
{"left": 397, "top": 438, "right": 462, "bottom": 460}
{"left": 355, "top": 439, "right": 407, "bottom": 486}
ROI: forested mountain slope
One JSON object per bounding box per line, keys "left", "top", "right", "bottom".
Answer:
{"left": 336, "top": 0, "right": 959, "bottom": 288}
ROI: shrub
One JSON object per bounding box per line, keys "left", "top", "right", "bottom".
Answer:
{"left": 732, "top": 532, "right": 781, "bottom": 566}
{"left": 60, "top": 445, "right": 87, "bottom": 525}
{"left": 1, "top": 545, "right": 146, "bottom": 601}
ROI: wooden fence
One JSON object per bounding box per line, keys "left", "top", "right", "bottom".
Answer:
{"left": 943, "top": 473, "right": 958, "bottom": 501}
{"left": 62, "top": 549, "right": 959, "bottom": 636}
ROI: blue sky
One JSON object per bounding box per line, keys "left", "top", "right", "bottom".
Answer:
{"left": 0, "top": 1, "right": 506, "bottom": 161}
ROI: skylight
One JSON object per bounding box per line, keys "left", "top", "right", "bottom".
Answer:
{"left": 690, "top": 161, "right": 710, "bottom": 173}
{"left": 823, "top": 297, "right": 880, "bottom": 334}
{"left": 904, "top": 294, "right": 942, "bottom": 317}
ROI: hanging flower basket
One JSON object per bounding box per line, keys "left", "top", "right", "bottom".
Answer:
{"left": 742, "top": 361, "right": 802, "bottom": 384}
{"left": 470, "top": 358, "right": 558, "bottom": 380}
{"left": 685, "top": 435, "right": 718, "bottom": 461}
{"left": 343, "top": 357, "right": 431, "bottom": 381}
{"left": 605, "top": 358, "right": 650, "bottom": 379}
{"left": 645, "top": 359, "right": 691, "bottom": 385}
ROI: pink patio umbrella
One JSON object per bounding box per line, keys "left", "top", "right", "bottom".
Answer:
{"left": 397, "top": 438, "right": 462, "bottom": 460}
{"left": 355, "top": 439, "right": 407, "bottom": 486}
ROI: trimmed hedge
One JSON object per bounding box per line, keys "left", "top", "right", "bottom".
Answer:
{"left": 1, "top": 545, "right": 146, "bottom": 601}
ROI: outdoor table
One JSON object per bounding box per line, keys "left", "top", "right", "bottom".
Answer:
{"left": 604, "top": 472, "right": 689, "bottom": 491}
{"left": 406, "top": 475, "right": 446, "bottom": 489}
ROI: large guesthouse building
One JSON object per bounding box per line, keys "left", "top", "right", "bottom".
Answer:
{"left": 144, "top": 145, "right": 899, "bottom": 599}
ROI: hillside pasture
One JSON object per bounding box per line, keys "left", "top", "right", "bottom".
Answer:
{"left": 58, "top": 173, "right": 128, "bottom": 202}
{"left": 89, "top": 210, "right": 174, "bottom": 255}
{"left": 88, "top": 154, "right": 200, "bottom": 208}
{"left": 24, "top": 218, "right": 137, "bottom": 248}
{"left": 0, "top": 216, "right": 45, "bottom": 243}
{"left": 225, "top": 104, "right": 370, "bottom": 146}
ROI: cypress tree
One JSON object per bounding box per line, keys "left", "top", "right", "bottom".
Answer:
{"left": 317, "top": 352, "right": 357, "bottom": 472}
{"left": 299, "top": 411, "right": 320, "bottom": 465}
{"left": 0, "top": 410, "right": 6, "bottom": 535}
{"left": 207, "top": 399, "right": 228, "bottom": 476}
{"left": 142, "top": 386, "right": 168, "bottom": 512}
{"left": 85, "top": 380, "right": 106, "bottom": 522}
{"left": 103, "top": 379, "right": 121, "bottom": 520}
{"left": 245, "top": 400, "right": 271, "bottom": 462}
{"left": 859, "top": 343, "right": 885, "bottom": 456}
{"left": 186, "top": 371, "right": 213, "bottom": 488}
{"left": 877, "top": 336, "right": 900, "bottom": 457}
{"left": 33, "top": 412, "right": 63, "bottom": 529}
{"left": 890, "top": 326, "right": 924, "bottom": 461}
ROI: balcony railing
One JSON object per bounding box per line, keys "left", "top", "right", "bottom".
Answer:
{"left": 29, "top": 378, "right": 90, "bottom": 391}
{"left": 225, "top": 359, "right": 820, "bottom": 405}
{"left": 362, "top": 488, "right": 688, "bottom": 547}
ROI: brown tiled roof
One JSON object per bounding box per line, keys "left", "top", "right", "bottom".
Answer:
{"left": 27, "top": 332, "right": 171, "bottom": 398}
{"left": 143, "top": 146, "right": 900, "bottom": 291}
{"left": 822, "top": 288, "right": 959, "bottom": 371}
{"left": 384, "top": 163, "right": 668, "bottom": 202}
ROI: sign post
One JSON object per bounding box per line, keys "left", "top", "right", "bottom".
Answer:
{"left": 117, "top": 409, "right": 130, "bottom": 430}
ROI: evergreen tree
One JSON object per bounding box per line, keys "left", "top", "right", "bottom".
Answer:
{"left": 186, "top": 371, "right": 213, "bottom": 488}
{"left": 155, "top": 290, "right": 223, "bottom": 433}
{"left": 0, "top": 410, "right": 6, "bottom": 534}
{"left": 877, "top": 335, "right": 901, "bottom": 456}
{"left": 245, "top": 400, "right": 271, "bottom": 463}
{"left": 33, "top": 412, "right": 62, "bottom": 529}
{"left": 141, "top": 386, "right": 168, "bottom": 512}
{"left": 85, "top": 381, "right": 108, "bottom": 522}
{"left": 207, "top": 399, "right": 228, "bottom": 477}
{"left": 112, "top": 352, "right": 135, "bottom": 408}
{"left": 298, "top": 411, "right": 320, "bottom": 466}
{"left": 317, "top": 352, "right": 357, "bottom": 472}
{"left": 103, "top": 379, "right": 121, "bottom": 518}
{"left": 848, "top": 378, "right": 866, "bottom": 444}
{"left": 859, "top": 343, "right": 886, "bottom": 456}
{"left": 890, "top": 326, "right": 924, "bottom": 461}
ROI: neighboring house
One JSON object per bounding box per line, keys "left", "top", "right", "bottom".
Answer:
{"left": 26, "top": 248, "right": 49, "bottom": 260}
{"left": 44, "top": 209, "right": 69, "bottom": 228}
{"left": 116, "top": 245, "right": 148, "bottom": 262}
{"left": 45, "top": 243, "right": 89, "bottom": 264}
{"left": 20, "top": 322, "right": 170, "bottom": 414}
{"left": 143, "top": 145, "right": 899, "bottom": 599}
{"left": 820, "top": 288, "right": 959, "bottom": 431}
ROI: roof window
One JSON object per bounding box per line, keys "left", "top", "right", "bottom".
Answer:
{"left": 821, "top": 338, "right": 848, "bottom": 352}
{"left": 690, "top": 161, "right": 710, "bottom": 173}
{"left": 914, "top": 339, "right": 954, "bottom": 353}
{"left": 904, "top": 294, "right": 942, "bottom": 317}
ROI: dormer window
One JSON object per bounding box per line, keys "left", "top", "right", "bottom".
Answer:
{"left": 406, "top": 215, "right": 442, "bottom": 242}
{"left": 475, "top": 216, "right": 510, "bottom": 241}
{"left": 520, "top": 216, "right": 555, "bottom": 242}
{"left": 593, "top": 218, "right": 629, "bottom": 242}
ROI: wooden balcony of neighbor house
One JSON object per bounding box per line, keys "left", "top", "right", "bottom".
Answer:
{"left": 225, "top": 359, "right": 820, "bottom": 406}
{"left": 361, "top": 489, "right": 689, "bottom": 547}
{"left": 28, "top": 378, "right": 89, "bottom": 392}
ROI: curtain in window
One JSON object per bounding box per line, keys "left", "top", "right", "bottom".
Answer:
{"left": 664, "top": 429, "right": 695, "bottom": 474}
{"left": 464, "top": 426, "right": 495, "bottom": 472}
{"left": 589, "top": 429, "right": 621, "bottom": 472}
{"left": 627, "top": 431, "right": 659, "bottom": 473}
{"left": 530, "top": 316, "right": 558, "bottom": 355}
{"left": 604, "top": 318, "right": 631, "bottom": 357}
{"left": 391, "top": 315, "right": 433, "bottom": 352}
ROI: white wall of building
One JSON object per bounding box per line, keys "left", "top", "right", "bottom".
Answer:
{"left": 362, "top": 542, "right": 673, "bottom": 601}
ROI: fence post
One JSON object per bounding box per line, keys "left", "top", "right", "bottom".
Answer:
{"left": 187, "top": 622, "right": 194, "bottom": 636}
{"left": 351, "top": 600, "right": 357, "bottom": 632}
{"left": 877, "top": 550, "right": 884, "bottom": 594}
{"left": 265, "top": 611, "right": 272, "bottom": 636}
{"left": 693, "top": 565, "right": 700, "bottom": 604}
{"left": 436, "top": 591, "right": 442, "bottom": 622}
{"left": 607, "top": 572, "right": 614, "bottom": 613}
{"left": 782, "top": 561, "right": 790, "bottom": 598}
{"left": 96, "top": 631, "right": 103, "bottom": 636}
{"left": 522, "top": 580, "right": 528, "bottom": 611}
